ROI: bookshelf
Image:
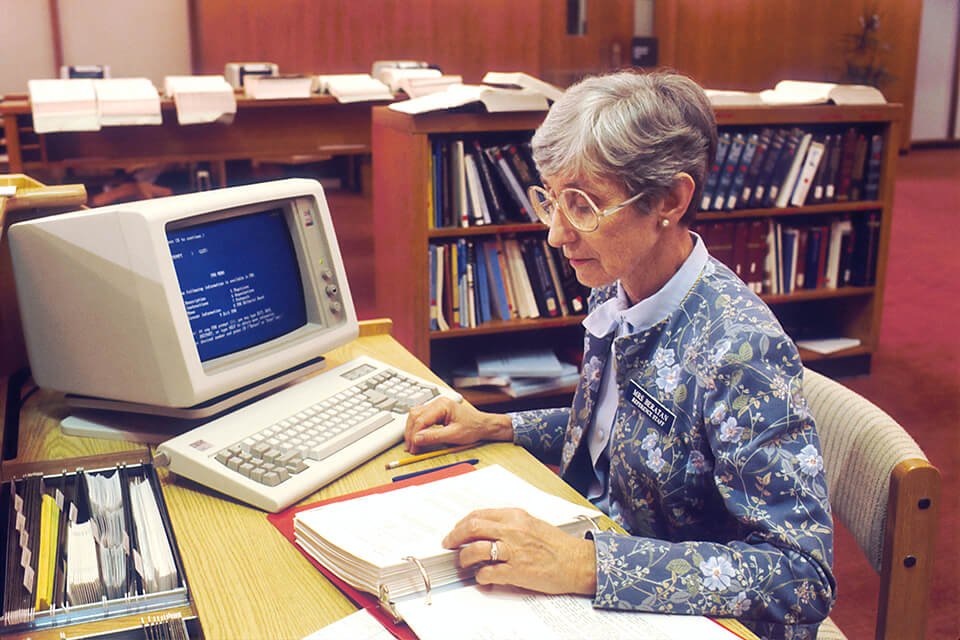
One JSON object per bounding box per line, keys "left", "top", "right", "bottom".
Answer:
{"left": 372, "top": 103, "right": 902, "bottom": 408}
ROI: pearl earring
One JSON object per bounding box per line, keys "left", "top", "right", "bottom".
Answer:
{"left": 660, "top": 218, "right": 670, "bottom": 228}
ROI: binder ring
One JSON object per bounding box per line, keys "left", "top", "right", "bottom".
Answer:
{"left": 576, "top": 514, "right": 601, "bottom": 534}
{"left": 403, "top": 556, "right": 432, "bottom": 605}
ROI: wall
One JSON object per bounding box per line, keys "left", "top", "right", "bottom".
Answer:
{"left": 189, "top": 0, "right": 634, "bottom": 87}
{"left": 0, "top": 1, "right": 55, "bottom": 95}
{"left": 58, "top": 0, "right": 192, "bottom": 87}
{"left": 654, "top": 0, "right": 923, "bottom": 147}
{"left": 911, "top": 0, "right": 959, "bottom": 142}
{"left": 0, "top": 0, "right": 191, "bottom": 95}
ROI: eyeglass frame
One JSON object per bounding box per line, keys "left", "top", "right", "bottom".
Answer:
{"left": 527, "top": 185, "right": 646, "bottom": 232}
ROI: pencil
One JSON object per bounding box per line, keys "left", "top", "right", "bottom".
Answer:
{"left": 384, "top": 444, "right": 476, "bottom": 469}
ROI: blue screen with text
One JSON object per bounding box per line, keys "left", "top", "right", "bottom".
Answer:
{"left": 168, "top": 208, "right": 307, "bottom": 362}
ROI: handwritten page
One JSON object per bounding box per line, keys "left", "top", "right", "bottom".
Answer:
{"left": 396, "top": 584, "right": 743, "bottom": 640}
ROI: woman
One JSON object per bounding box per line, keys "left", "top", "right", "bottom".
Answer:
{"left": 405, "top": 70, "right": 835, "bottom": 640}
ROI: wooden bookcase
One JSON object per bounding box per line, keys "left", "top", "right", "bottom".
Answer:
{"left": 372, "top": 103, "right": 902, "bottom": 408}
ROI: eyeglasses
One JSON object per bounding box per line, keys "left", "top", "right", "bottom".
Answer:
{"left": 527, "top": 185, "right": 645, "bottom": 232}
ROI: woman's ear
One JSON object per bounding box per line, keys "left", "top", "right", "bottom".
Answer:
{"left": 659, "top": 172, "right": 695, "bottom": 224}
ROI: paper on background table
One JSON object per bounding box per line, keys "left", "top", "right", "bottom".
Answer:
{"left": 93, "top": 78, "right": 162, "bottom": 126}
{"left": 28, "top": 79, "right": 100, "bottom": 133}
{"left": 164, "top": 75, "right": 237, "bottom": 125}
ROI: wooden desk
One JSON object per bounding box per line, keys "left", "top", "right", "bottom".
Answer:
{"left": 1, "top": 95, "right": 385, "bottom": 189}
{"left": 2, "top": 320, "right": 756, "bottom": 640}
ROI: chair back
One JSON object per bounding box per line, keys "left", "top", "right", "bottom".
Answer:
{"left": 802, "top": 368, "right": 940, "bottom": 640}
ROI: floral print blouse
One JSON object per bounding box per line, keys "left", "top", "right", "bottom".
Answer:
{"left": 511, "top": 258, "right": 836, "bottom": 640}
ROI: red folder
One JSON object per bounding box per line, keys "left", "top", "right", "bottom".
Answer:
{"left": 267, "top": 462, "right": 477, "bottom": 639}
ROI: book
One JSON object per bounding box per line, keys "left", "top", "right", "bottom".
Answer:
{"left": 788, "top": 137, "right": 826, "bottom": 207}
{"left": 774, "top": 131, "right": 811, "bottom": 208}
{"left": 476, "top": 347, "right": 565, "bottom": 378}
{"left": 848, "top": 132, "right": 869, "bottom": 201}
{"left": 450, "top": 140, "right": 470, "bottom": 227}
{"left": 378, "top": 67, "right": 442, "bottom": 93}
{"left": 244, "top": 74, "right": 313, "bottom": 99}
{"left": 822, "top": 133, "right": 843, "bottom": 202}
{"left": 93, "top": 78, "right": 162, "bottom": 126}
{"left": 389, "top": 84, "right": 549, "bottom": 114}
{"left": 835, "top": 127, "right": 860, "bottom": 202}
{"left": 750, "top": 128, "right": 787, "bottom": 208}
{"left": 701, "top": 131, "right": 731, "bottom": 211}
{"left": 292, "top": 465, "right": 601, "bottom": 606}
{"left": 504, "top": 362, "right": 580, "bottom": 398}
{"left": 726, "top": 132, "right": 760, "bottom": 210}
{"left": 765, "top": 128, "right": 803, "bottom": 208}
{"left": 713, "top": 132, "right": 746, "bottom": 211}
{"left": 433, "top": 244, "right": 450, "bottom": 330}
{"left": 807, "top": 134, "right": 833, "bottom": 204}
{"left": 540, "top": 238, "right": 570, "bottom": 316}
{"left": 862, "top": 133, "right": 884, "bottom": 201}
{"left": 824, "top": 218, "right": 853, "bottom": 289}
{"left": 851, "top": 212, "right": 881, "bottom": 286}
{"left": 502, "top": 238, "right": 539, "bottom": 318}
{"left": 745, "top": 219, "right": 769, "bottom": 293}
{"left": 481, "top": 71, "right": 564, "bottom": 102}
{"left": 796, "top": 337, "right": 862, "bottom": 354}
{"left": 396, "top": 74, "right": 464, "bottom": 98}
{"left": 28, "top": 78, "right": 101, "bottom": 133}
{"left": 164, "top": 75, "right": 237, "bottom": 125}
{"left": 484, "top": 145, "right": 536, "bottom": 222}
{"left": 522, "top": 237, "right": 560, "bottom": 317}
{"left": 315, "top": 73, "right": 393, "bottom": 103}
{"left": 758, "top": 80, "right": 886, "bottom": 106}
{"left": 463, "top": 154, "right": 491, "bottom": 225}
{"left": 470, "top": 140, "right": 508, "bottom": 224}
{"left": 481, "top": 241, "right": 512, "bottom": 322}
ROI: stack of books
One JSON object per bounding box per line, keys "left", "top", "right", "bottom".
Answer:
{"left": 450, "top": 348, "right": 579, "bottom": 398}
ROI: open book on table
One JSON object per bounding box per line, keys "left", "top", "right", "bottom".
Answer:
{"left": 706, "top": 80, "right": 886, "bottom": 107}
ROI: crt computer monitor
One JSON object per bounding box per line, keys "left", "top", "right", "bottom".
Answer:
{"left": 9, "top": 178, "right": 358, "bottom": 436}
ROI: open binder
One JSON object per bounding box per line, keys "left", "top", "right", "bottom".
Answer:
{"left": 270, "top": 463, "right": 604, "bottom": 636}
{"left": 0, "top": 455, "right": 190, "bottom": 634}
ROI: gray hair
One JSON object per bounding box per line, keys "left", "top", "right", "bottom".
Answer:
{"left": 530, "top": 69, "right": 717, "bottom": 225}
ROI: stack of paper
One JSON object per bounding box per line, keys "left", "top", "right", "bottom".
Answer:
{"left": 164, "top": 75, "right": 237, "bottom": 125}
{"left": 481, "top": 71, "right": 564, "bottom": 102}
{"left": 244, "top": 74, "right": 313, "bottom": 100}
{"left": 93, "top": 78, "right": 162, "bottom": 126}
{"left": 315, "top": 74, "right": 393, "bottom": 103}
{"left": 28, "top": 79, "right": 100, "bottom": 133}
{"left": 454, "top": 348, "right": 579, "bottom": 398}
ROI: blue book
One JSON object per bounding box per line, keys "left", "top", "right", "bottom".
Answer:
{"left": 473, "top": 240, "right": 491, "bottom": 325}
{"left": 482, "top": 240, "right": 511, "bottom": 321}
{"left": 431, "top": 140, "right": 444, "bottom": 228}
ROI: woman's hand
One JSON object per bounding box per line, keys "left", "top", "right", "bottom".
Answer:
{"left": 442, "top": 508, "right": 597, "bottom": 596}
{"left": 403, "top": 397, "right": 513, "bottom": 454}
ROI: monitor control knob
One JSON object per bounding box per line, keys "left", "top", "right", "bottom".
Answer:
{"left": 329, "top": 301, "right": 342, "bottom": 314}
{"left": 325, "top": 284, "right": 338, "bottom": 297}
{"left": 321, "top": 269, "right": 334, "bottom": 281}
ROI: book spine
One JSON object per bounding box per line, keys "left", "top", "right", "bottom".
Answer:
{"left": 540, "top": 238, "right": 569, "bottom": 315}
{"left": 529, "top": 239, "right": 560, "bottom": 317}
{"left": 471, "top": 139, "right": 507, "bottom": 224}
{"left": 726, "top": 132, "right": 759, "bottom": 211}
{"left": 701, "top": 131, "right": 731, "bottom": 211}
{"left": 789, "top": 138, "right": 825, "bottom": 207}
{"left": 739, "top": 128, "right": 773, "bottom": 209}
{"left": 485, "top": 145, "right": 536, "bottom": 222}
{"left": 775, "top": 130, "right": 811, "bottom": 208}
{"left": 751, "top": 128, "right": 788, "bottom": 208}
{"left": 713, "top": 132, "right": 744, "bottom": 211}
{"left": 863, "top": 133, "right": 884, "bottom": 201}
{"left": 482, "top": 240, "right": 512, "bottom": 321}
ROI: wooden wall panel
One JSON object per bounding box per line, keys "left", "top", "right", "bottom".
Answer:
{"left": 655, "top": 0, "right": 923, "bottom": 146}
{"left": 190, "top": 0, "right": 634, "bottom": 86}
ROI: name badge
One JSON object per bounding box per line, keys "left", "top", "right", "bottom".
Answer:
{"left": 627, "top": 378, "right": 676, "bottom": 431}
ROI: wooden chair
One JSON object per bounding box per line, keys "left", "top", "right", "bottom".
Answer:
{"left": 802, "top": 368, "right": 940, "bottom": 640}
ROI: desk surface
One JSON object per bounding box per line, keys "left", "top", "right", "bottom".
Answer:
{"left": 2, "top": 319, "right": 756, "bottom": 640}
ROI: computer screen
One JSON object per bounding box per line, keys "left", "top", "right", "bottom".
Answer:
{"left": 9, "top": 178, "right": 358, "bottom": 417}
{"left": 168, "top": 206, "right": 308, "bottom": 362}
